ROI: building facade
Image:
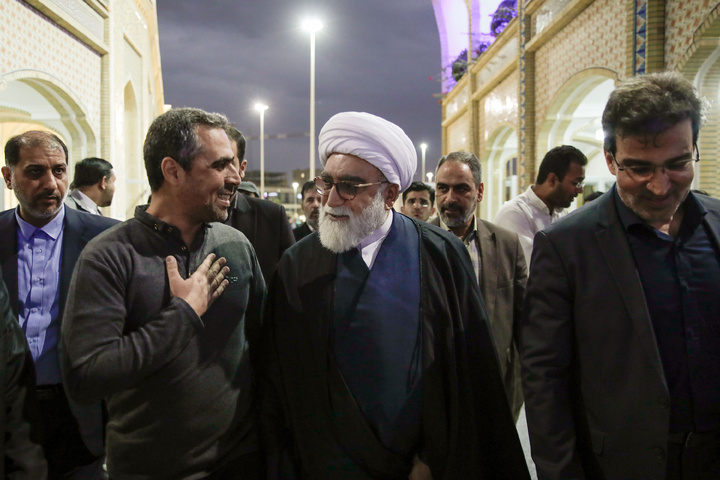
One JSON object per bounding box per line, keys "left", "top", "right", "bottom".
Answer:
{"left": 437, "top": 0, "right": 720, "bottom": 220}
{"left": 1, "top": 0, "right": 164, "bottom": 219}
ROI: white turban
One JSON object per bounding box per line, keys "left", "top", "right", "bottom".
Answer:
{"left": 318, "top": 112, "right": 416, "bottom": 191}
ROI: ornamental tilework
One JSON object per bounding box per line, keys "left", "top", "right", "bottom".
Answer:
{"left": 484, "top": 70, "right": 520, "bottom": 137}
{"left": 665, "top": 0, "right": 715, "bottom": 70}
{"left": 534, "top": 0, "right": 626, "bottom": 139}
{"left": 3, "top": 0, "right": 102, "bottom": 125}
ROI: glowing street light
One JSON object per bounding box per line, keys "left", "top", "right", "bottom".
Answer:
{"left": 420, "top": 143, "right": 428, "bottom": 182}
{"left": 426, "top": 172, "right": 433, "bottom": 184}
{"left": 255, "top": 103, "right": 269, "bottom": 197}
{"left": 292, "top": 181, "right": 299, "bottom": 213}
{"left": 302, "top": 17, "right": 323, "bottom": 181}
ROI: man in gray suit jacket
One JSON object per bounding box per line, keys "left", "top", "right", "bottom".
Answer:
{"left": 431, "top": 151, "right": 527, "bottom": 420}
{"left": 1, "top": 131, "right": 118, "bottom": 479}
{"left": 520, "top": 72, "right": 720, "bottom": 480}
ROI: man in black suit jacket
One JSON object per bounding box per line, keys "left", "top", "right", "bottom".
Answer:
{"left": 0, "top": 270, "right": 47, "bottom": 478}
{"left": 520, "top": 72, "right": 720, "bottom": 480}
{"left": 225, "top": 126, "right": 294, "bottom": 282}
{"left": 293, "top": 180, "right": 321, "bottom": 241}
{"left": 1, "top": 131, "right": 118, "bottom": 479}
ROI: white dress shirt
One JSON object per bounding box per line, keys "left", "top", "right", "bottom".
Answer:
{"left": 494, "top": 186, "right": 567, "bottom": 264}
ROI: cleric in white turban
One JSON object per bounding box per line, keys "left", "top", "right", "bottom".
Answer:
{"left": 318, "top": 111, "right": 417, "bottom": 191}
{"left": 261, "top": 110, "right": 530, "bottom": 479}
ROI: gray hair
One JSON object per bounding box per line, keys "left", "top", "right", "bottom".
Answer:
{"left": 437, "top": 151, "right": 482, "bottom": 187}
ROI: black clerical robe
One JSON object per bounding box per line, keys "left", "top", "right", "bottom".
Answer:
{"left": 260, "top": 216, "right": 530, "bottom": 480}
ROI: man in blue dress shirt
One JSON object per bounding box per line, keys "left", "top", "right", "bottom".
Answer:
{"left": 1, "top": 131, "right": 117, "bottom": 479}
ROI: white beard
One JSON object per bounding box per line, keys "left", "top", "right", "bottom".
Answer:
{"left": 318, "top": 187, "right": 388, "bottom": 253}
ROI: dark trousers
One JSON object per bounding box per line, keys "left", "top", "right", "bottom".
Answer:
{"left": 666, "top": 431, "right": 720, "bottom": 480}
{"left": 37, "top": 385, "right": 99, "bottom": 479}
{"left": 205, "top": 451, "right": 262, "bottom": 480}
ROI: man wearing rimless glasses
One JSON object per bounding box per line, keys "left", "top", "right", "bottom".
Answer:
{"left": 400, "top": 182, "right": 436, "bottom": 222}
{"left": 520, "top": 72, "right": 720, "bottom": 480}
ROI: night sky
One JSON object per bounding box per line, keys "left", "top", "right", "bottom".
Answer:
{"left": 156, "top": 1, "right": 443, "bottom": 180}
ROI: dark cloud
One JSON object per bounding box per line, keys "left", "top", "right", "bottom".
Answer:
{"left": 157, "top": 0, "right": 442, "bottom": 178}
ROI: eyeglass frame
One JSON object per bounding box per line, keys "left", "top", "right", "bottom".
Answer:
{"left": 608, "top": 144, "right": 700, "bottom": 180}
{"left": 314, "top": 176, "right": 388, "bottom": 201}
{"left": 404, "top": 198, "right": 432, "bottom": 208}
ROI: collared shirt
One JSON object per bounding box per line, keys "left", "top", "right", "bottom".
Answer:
{"left": 67, "top": 189, "right": 101, "bottom": 215}
{"left": 438, "top": 214, "right": 482, "bottom": 284}
{"left": 615, "top": 189, "right": 720, "bottom": 433}
{"left": 494, "top": 186, "right": 568, "bottom": 263}
{"left": 15, "top": 205, "right": 66, "bottom": 385}
{"left": 358, "top": 210, "right": 394, "bottom": 270}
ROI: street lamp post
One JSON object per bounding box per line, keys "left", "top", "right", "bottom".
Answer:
{"left": 420, "top": 143, "right": 427, "bottom": 182}
{"left": 255, "top": 103, "right": 268, "bottom": 197}
{"left": 292, "top": 181, "right": 299, "bottom": 214}
{"left": 303, "top": 18, "right": 322, "bottom": 181}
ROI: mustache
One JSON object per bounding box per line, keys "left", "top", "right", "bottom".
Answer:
{"left": 322, "top": 205, "right": 352, "bottom": 216}
{"left": 222, "top": 185, "right": 238, "bottom": 195}
{"left": 440, "top": 201, "right": 462, "bottom": 212}
{"left": 36, "top": 191, "right": 62, "bottom": 201}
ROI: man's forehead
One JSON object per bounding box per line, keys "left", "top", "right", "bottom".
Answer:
{"left": 406, "top": 190, "right": 430, "bottom": 199}
{"left": 18, "top": 145, "right": 67, "bottom": 165}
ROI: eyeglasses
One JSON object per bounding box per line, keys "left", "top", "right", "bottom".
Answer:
{"left": 314, "top": 176, "right": 388, "bottom": 201}
{"left": 610, "top": 144, "right": 700, "bottom": 181}
{"left": 569, "top": 180, "right": 584, "bottom": 189}
{"left": 405, "top": 198, "right": 431, "bottom": 208}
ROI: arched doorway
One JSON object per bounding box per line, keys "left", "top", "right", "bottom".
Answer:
{"left": 0, "top": 70, "right": 98, "bottom": 210}
{"left": 681, "top": 13, "right": 720, "bottom": 197}
{"left": 482, "top": 124, "right": 517, "bottom": 219}
{"left": 536, "top": 69, "right": 617, "bottom": 206}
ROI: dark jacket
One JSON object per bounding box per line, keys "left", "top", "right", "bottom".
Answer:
{"left": 224, "top": 194, "right": 295, "bottom": 284}
{"left": 261, "top": 214, "right": 530, "bottom": 479}
{"left": 430, "top": 216, "right": 527, "bottom": 420}
{"left": 292, "top": 222, "right": 313, "bottom": 242}
{"left": 519, "top": 189, "right": 720, "bottom": 480}
{"left": 0, "top": 206, "right": 118, "bottom": 459}
{"left": 0, "top": 271, "right": 47, "bottom": 479}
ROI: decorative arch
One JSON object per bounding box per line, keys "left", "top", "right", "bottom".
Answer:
{"left": 122, "top": 80, "right": 144, "bottom": 219}
{"left": 0, "top": 69, "right": 98, "bottom": 161}
{"left": 0, "top": 70, "right": 99, "bottom": 210}
{"left": 679, "top": 8, "right": 720, "bottom": 196}
{"left": 535, "top": 68, "right": 618, "bottom": 200}
{"left": 481, "top": 123, "right": 517, "bottom": 219}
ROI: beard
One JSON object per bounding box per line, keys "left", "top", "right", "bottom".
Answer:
{"left": 12, "top": 179, "right": 65, "bottom": 223}
{"left": 318, "top": 187, "right": 388, "bottom": 253}
{"left": 307, "top": 208, "right": 320, "bottom": 229}
{"left": 439, "top": 199, "right": 476, "bottom": 228}
{"left": 192, "top": 186, "right": 236, "bottom": 224}
{"left": 617, "top": 186, "right": 689, "bottom": 228}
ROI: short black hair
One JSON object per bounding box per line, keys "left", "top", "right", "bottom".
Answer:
{"left": 583, "top": 191, "right": 604, "bottom": 203}
{"left": 143, "top": 107, "right": 230, "bottom": 191}
{"left": 402, "top": 181, "right": 435, "bottom": 205}
{"left": 225, "top": 124, "right": 246, "bottom": 160}
{"left": 71, "top": 157, "right": 113, "bottom": 189}
{"left": 4, "top": 130, "right": 68, "bottom": 167}
{"left": 536, "top": 145, "right": 587, "bottom": 184}
{"left": 300, "top": 180, "right": 316, "bottom": 200}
